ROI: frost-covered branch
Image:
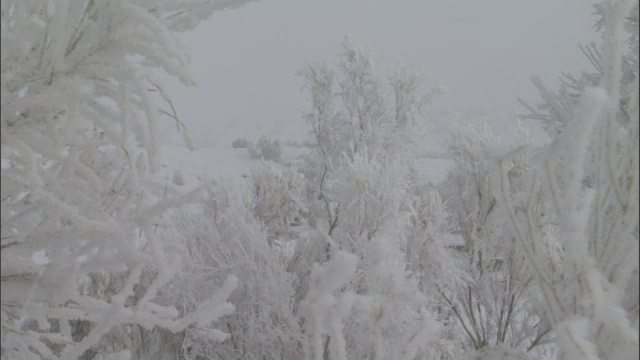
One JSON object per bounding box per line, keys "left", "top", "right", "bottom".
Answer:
{"left": 494, "top": 1, "right": 639, "bottom": 358}
{"left": 1, "top": 1, "right": 256, "bottom": 358}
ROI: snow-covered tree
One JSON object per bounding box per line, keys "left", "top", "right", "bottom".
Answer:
{"left": 495, "top": 0, "right": 639, "bottom": 358}
{"left": 1, "top": 1, "right": 256, "bottom": 358}
{"left": 294, "top": 37, "right": 452, "bottom": 359}
{"left": 154, "top": 179, "right": 302, "bottom": 359}
{"left": 439, "top": 124, "right": 551, "bottom": 358}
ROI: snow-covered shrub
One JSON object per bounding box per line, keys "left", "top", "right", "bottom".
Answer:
{"left": 301, "top": 243, "right": 442, "bottom": 360}
{"left": 231, "top": 137, "right": 251, "bottom": 148}
{"left": 248, "top": 136, "right": 282, "bottom": 162}
{"left": 155, "top": 179, "right": 303, "bottom": 359}
{"left": 249, "top": 162, "right": 307, "bottom": 243}
{"left": 0, "top": 1, "right": 256, "bottom": 358}
{"left": 328, "top": 150, "right": 408, "bottom": 250}
{"left": 301, "top": 250, "right": 362, "bottom": 360}
{"left": 403, "top": 176, "right": 464, "bottom": 298}
{"left": 437, "top": 123, "right": 548, "bottom": 356}
{"left": 403, "top": 173, "right": 469, "bottom": 359}
{"left": 321, "top": 152, "right": 445, "bottom": 358}
{"left": 355, "top": 235, "right": 444, "bottom": 360}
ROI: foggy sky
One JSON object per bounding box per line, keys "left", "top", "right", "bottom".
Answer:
{"left": 160, "top": 0, "right": 597, "bottom": 142}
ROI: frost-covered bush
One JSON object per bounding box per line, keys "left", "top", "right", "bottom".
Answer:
{"left": 354, "top": 235, "right": 444, "bottom": 360}
{"left": 317, "top": 152, "right": 445, "bottom": 359}
{"left": 0, "top": 1, "right": 256, "bottom": 358}
{"left": 301, "top": 245, "right": 442, "bottom": 360}
{"left": 249, "top": 162, "right": 307, "bottom": 243}
{"left": 403, "top": 177, "right": 464, "bottom": 298}
{"left": 437, "top": 123, "right": 548, "bottom": 356}
{"left": 231, "top": 137, "right": 251, "bottom": 148}
{"left": 403, "top": 172, "right": 468, "bottom": 360}
{"left": 155, "top": 180, "right": 303, "bottom": 359}
{"left": 248, "top": 136, "right": 282, "bottom": 162}
{"left": 301, "top": 250, "right": 362, "bottom": 360}
{"left": 336, "top": 152, "right": 401, "bottom": 242}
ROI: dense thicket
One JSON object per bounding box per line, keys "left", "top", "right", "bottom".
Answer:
{"left": 1, "top": 0, "right": 637, "bottom": 359}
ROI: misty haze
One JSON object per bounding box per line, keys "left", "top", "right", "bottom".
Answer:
{"left": 1, "top": 1, "right": 638, "bottom": 360}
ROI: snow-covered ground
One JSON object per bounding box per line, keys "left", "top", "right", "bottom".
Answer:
{"left": 154, "top": 144, "right": 456, "bottom": 190}
{"left": 155, "top": 107, "right": 546, "bottom": 190}
{"left": 155, "top": 146, "right": 257, "bottom": 190}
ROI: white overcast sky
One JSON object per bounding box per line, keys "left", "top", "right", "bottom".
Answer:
{"left": 160, "top": 0, "right": 597, "bottom": 142}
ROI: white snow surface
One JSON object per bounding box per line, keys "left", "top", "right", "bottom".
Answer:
{"left": 154, "top": 144, "right": 455, "bottom": 191}
{"left": 155, "top": 146, "right": 257, "bottom": 190}
{"left": 154, "top": 108, "right": 539, "bottom": 190}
